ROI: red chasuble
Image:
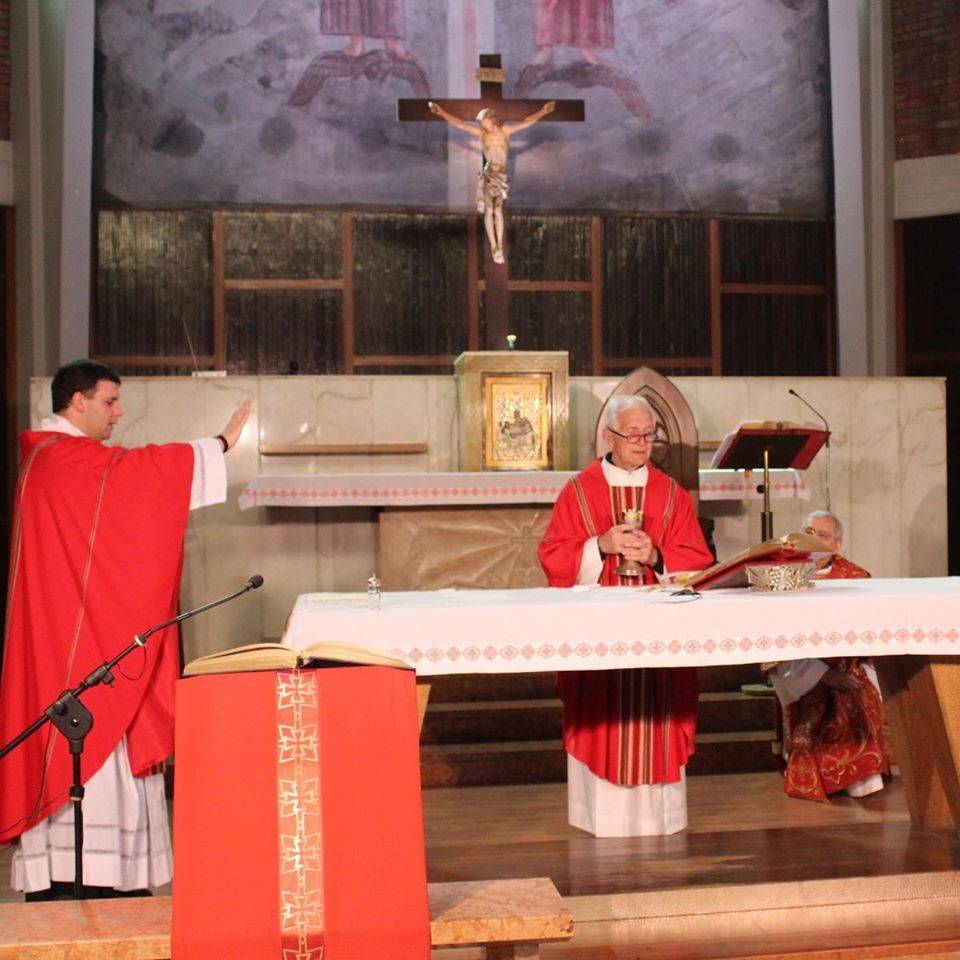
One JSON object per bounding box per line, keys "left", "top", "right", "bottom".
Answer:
{"left": 783, "top": 657, "right": 890, "bottom": 802}
{"left": 538, "top": 459, "right": 713, "bottom": 786}
{"left": 822, "top": 554, "right": 871, "bottom": 580}
{"left": 0, "top": 431, "right": 193, "bottom": 842}
{"left": 784, "top": 556, "right": 887, "bottom": 801}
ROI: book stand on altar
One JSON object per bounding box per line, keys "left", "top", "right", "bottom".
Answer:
{"left": 712, "top": 423, "right": 828, "bottom": 539}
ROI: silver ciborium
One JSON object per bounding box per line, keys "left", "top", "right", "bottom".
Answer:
{"left": 615, "top": 507, "right": 643, "bottom": 579}
{"left": 745, "top": 561, "right": 817, "bottom": 591}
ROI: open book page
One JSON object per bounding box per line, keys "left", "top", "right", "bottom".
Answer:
{"left": 687, "top": 532, "right": 832, "bottom": 590}
{"left": 301, "top": 592, "right": 368, "bottom": 607}
{"left": 183, "top": 639, "right": 411, "bottom": 676}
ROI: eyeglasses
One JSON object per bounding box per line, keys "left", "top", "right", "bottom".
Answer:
{"left": 607, "top": 428, "right": 657, "bottom": 444}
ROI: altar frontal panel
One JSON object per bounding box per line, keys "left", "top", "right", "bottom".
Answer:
{"left": 172, "top": 666, "right": 430, "bottom": 959}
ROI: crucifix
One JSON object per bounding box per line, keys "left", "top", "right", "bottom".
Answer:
{"left": 399, "top": 54, "right": 585, "bottom": 350}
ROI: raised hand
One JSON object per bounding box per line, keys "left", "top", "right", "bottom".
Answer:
{"left": 220, "top": 399, "right": 252, "bottom": 451}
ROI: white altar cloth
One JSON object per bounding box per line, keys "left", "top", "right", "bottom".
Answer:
{"left": 240, "top": 468, "right": 808, "bottom": 510}
{"left": 283, "top": 578, "right": 960, "bottom": 676}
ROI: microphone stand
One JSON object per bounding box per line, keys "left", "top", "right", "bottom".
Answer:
{"left": 788, "top": 388, "right": 831, "bottom": 511}
{"left": 0, "top": 576, "right": 264, "bottom": 900}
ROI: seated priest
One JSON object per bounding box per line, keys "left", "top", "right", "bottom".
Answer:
{"left": 802, "top": 509, "right": 870, "bottom": 580}
{"left": 0, "top": 359, "right": 250, "bottom": 899}
{"left": 767, "top": 509, "right": 890, "bottom": 802}
{"left": 538, "top": 395, "right": 714, "bottom": 837}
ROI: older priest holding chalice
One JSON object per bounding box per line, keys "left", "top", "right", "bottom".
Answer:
{"left": 539, "top": 395, "right": 713, "bottom": 837}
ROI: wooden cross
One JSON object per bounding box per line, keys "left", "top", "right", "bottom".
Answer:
{"left": 399, "top": 54, "right": 585, "bottom": 350}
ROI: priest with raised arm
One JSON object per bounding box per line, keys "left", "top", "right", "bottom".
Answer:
{"left": 539, "top": 395, "right": 713, "bottom": 837}
{"left": 0, "top": 360, "right": 250, "bottom": 900}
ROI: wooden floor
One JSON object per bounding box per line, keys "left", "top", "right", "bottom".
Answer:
{"left": 1, "top": 771, "right": 956, "bottom": 903}
{"left": 4, "top": 772, "right": 960, "bottom": 957}
{"left": 422, "top": 771, "right": 960, "bottom": 959}
{"left": 422, "top": 770, "right": 960, "bottom": 896}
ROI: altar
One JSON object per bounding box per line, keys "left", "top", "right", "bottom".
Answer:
{"left": 284, "top": 578, "right": 960, "bottom": 836}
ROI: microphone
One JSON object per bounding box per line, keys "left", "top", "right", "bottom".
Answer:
{"left": 245, "top": 574, "right": 264, "bottom": 591}
{"left": 787, "top": 388, "right": 831, "bottom": 511}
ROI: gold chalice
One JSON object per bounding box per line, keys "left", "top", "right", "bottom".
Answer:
{"left": 615, "top": 507, "right": 643, "bottom": 579}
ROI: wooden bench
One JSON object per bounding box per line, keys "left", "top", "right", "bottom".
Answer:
{"left": 0, "top": 877, "right": 572, "bottom": 959}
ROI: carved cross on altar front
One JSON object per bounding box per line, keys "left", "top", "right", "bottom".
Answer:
{"left": 399, "top": 54, "right": 585, "bottom": 350}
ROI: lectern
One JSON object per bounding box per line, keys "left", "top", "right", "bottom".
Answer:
{"left": 172, "top": 665, "right": 431, "bottom": 960}
{"left": 712, "top": 423, "right": 828, "bottom": 539}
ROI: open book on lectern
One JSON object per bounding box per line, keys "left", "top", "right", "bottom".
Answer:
{"left": 183, "top": 641, "right": 411, "bottom": 676}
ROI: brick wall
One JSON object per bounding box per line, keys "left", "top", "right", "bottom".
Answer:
{"left": 0, "top": 0, "right": 8, "bottom": 141}
{"left": 893, "top": 0, "right": 960, "bottom": 161}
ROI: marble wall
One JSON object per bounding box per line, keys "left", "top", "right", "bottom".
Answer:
{"left": 31, "top": 374, "right": 948, "bottom": 660}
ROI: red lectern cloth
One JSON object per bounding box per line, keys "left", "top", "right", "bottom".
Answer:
{"left": 172, "top": 666, "right": 430, "bottom": 960}
{"left": 0, "top": 432, "right": 192, "bottom": 842}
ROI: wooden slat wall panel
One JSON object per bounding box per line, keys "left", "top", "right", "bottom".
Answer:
{"left": 503, "top": 215, "right": 592, "bottom": 282}
{"left": 902, "top": 215, "right": 960, "bottom": 356}
{"left": 226, "top": 290, "right": 342, "bottom": 375}
{"left": 95, "top": 210, "right": 212, "bottom": 359}
{"left": 93, "top": 208, "right": 835, "bottom": 379}
{"left": 223, "top": 212, "right": 342, "bottom": 279}
{"left": 506, "top": 292, "right": 592, "bottom": 374}
{"left": 353, "top": 365, "right": 454, "bottom": 375}
{"left": 353, "top": 213, "right": 469, "bottom": 357}
{"left": 720, "top": 220, "right": 829, "bottom": 285}
{"left": 900, "top": 214, "right": 960, "bottom": 574}
{"left": 652, "top": 363, "right": 712, "bottom": 377}
{"left": 603, "top": 217, "right": 711, "bottom": 359}
{"left": 721, "top": 294, "right": 829, "bottom": 375}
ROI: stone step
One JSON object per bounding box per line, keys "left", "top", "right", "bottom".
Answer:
{"left": 698, "top": 691, "right": 777, "bottom": 733}
{"left": 426, "top": 664, "right": 768, "bottom": 704}
{"left": 421, "top": 699, "right": 562, "bottom": 745}
{"left": 422, "top": 740, "right": 567, "bottom": 788}
{"left": 698, "top": 663, "right": 767, "bottom": 692}
{"left": 421, "top": 692, "right": 776, "bottom": 745}
{"left": 686, "top": 730, "right": 776, "bottom": 776}
{"left": 421, "top": 731, "right": 775, "bottom": 788}
{"left": 426, "top": 673, "right": 557, "bottom": 703}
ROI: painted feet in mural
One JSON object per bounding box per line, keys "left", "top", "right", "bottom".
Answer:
{"left": 384, "top": 37, "right": 426, "bottom": 70}
{"left": 515, "top": 60, "right": 649, "bottom": 119}
{"left": 288, "top": 48, "right": 429, "bottom": 107}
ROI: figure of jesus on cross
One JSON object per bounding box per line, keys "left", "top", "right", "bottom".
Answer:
{"left": 400, "top": 54, "right": 583, "bottom": 274}
{"left": 428, "top": 98, "right": 556, "bottom": 264}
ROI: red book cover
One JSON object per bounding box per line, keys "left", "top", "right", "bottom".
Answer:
{"left": 687, "top": 533, "right": 832, "bottom": 590}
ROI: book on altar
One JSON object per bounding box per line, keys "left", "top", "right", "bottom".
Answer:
{"left": 685, "top": 532, "right": 833, "bottom": 590}
{"left": 183, "top": 640, "right": 411, "bottom": 676}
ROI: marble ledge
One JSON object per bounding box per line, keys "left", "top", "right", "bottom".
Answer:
{"left": 429, "top": 878, "right": 573, "bottom": 946}
{"left": 0, "top": 881, "right": 573, "bottom": 956}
